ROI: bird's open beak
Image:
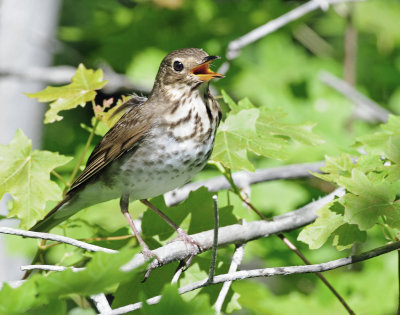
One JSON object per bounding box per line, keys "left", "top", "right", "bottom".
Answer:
{"left": 190, "top": 55, "right": 224, "bottom": 81}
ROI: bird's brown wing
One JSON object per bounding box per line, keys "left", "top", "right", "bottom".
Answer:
{"left": 69, "top": 98, "right": 150, "bottom": 192}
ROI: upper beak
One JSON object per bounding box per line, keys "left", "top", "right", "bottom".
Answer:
{"left": 190, "top": 55, "right": 224, "bottom": 81}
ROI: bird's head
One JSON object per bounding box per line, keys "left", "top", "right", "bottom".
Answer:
{"left": 152, "top": 48, "right": 224, "bottom": 94}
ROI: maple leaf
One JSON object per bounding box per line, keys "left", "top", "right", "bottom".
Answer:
{"left": 0, "top": 130, "right": 72, "bottom": 229}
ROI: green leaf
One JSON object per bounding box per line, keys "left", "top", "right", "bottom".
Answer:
{"left": 213, "top": 94, "right": 323, "bottom": 171}
{"left": 332, "top": 224, "right": 367, "bottom": 251}
{"left": 256, "top": 107, "right": 324, "bottom": 146}
{"left": 298, "top": 203, "right": 345, "bottom": 249}
{"left": 0, "top": 130, "right": 72, "bottom": 229}
{"left": 26, "top": 64, "right": 107, "bottom": 123}
{"left": 0, "top": 281, "right": 43, "bottom": 314}
{"left": 385, "top": 135, "right": 400, "bottom": 164}
{"left": 141, "top": 284, "right": 213, "bottom": 315}
{"left": 339, "top": 170, "right": 397, "bottom": 230}
{"left": 313, "top": 154, "right": 354, "bottom": 182}
{"left": 211, "top": 109, "right": 259, "bottom": 171}
{"left": 221, "top": 90, "right": 254, "bottom": 113}
{"left": 35, "top": 249, "right": 135, "bottom": 297}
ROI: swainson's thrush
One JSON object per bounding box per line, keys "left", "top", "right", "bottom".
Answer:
{"left": 30, "top": 48, "right": 224, "bottom": 257}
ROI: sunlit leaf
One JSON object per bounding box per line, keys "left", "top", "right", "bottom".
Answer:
{"left": 26, "top": 64, "right": 107, "bottom": 124}
{"left": 0, "top": 130, "right": 72, "bottom": 229}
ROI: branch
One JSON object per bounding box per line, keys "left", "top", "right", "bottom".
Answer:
{"left": 91, "top": 293, "right": 112, "bottom": 314}
{"left": 207, "top": 195, "right": 219, "bottom": 284}
{"left": 0, "top": 64, "right": 151, "bottom": 94}
{"left": 121, "top": 188, "right": 344, "bottom": 272}
{"left": 164, "top": 161, "right": 325, "bottom": 206}
{"left": 218, "top": 0, "right": 366, "bottom": 74}
{"left": 21, "top": 265, "right": 84, "bottom": 272}
{"left": 110, "top": 240, "right": 400, "bottom": 314}
{"left": 215, "top": 243, "right": 245, "bottom": 314}
{"left": 319, "top": 71, "right": 390, "bottom": 122}
{"left": 0, "top": 227, "right": 117, "bottom": 254}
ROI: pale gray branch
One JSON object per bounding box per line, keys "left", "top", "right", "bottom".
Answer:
{"left": 224, "top": 0, "right": 366, "bottom": 62}
{"left": 164, "top": 161, "right": 325, "bottom": 207}
{"left": 319, "top": 71, "right": 390, "bottom": 122}
{"left": 122, "top": 188, "right": 344, "bottom": 272}
{"left": 20, "top": 265, "right": 84, "bottom": 272}
{"left": 215, "top": 243, "right": 245, "bottom": 314}
{"left": 0, "top": 64, "right": 151, "bottom": 94}
{"left": 91, "top": 293, "right": 112, "bottom": 314}
{"left": 0, "top": 227, "right": 117, "bottom": 254}
{"left": 110, "top": 240, "right": 400, "bottom": 314}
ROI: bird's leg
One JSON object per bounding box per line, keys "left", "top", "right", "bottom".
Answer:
{"left": 140, "top": 199, "right": 204, "bottom": 254}
{"left": 120, "top": 194, "right": 158, "bottom": 261}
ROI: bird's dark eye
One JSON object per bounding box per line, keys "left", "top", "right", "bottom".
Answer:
{"left": 173, "top": 60, "right": 184, "bottom": 72}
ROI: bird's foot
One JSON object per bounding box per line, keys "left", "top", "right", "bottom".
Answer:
{"left": 140, "top": 245, "right": 163, "bottom": 283}
{"left": 141, "top": 245, "right": 162, "bottom": 264}
{"left": 174, "top": 228, "right": 204, "bottom": 254}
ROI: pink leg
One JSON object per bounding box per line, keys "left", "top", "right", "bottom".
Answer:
{"left": 140, "top": 199, "right": 204, "bottom": 253}
{"left": 120, "top": 194, "right": 158, "bottom": 260}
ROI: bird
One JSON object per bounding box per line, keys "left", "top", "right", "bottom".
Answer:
{"left": 30, "top": 48, "right": 224, "bottom": 258}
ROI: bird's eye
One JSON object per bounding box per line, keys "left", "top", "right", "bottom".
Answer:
{"left": 173, "top": 60, "right": 184, "bottom": 72}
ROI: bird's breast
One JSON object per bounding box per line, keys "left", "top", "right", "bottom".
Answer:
{"left": 112, "top": 91, "right": 218, "bottom": 199}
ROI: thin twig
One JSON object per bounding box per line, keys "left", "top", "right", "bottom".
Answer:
{"left": 207, "top": 195, "right": 219, "bottom": 284}
{"left": 164, "top": 161, "right": 325, "bottom": 206}
{"left": 109, "top": 240, "right": 400, "bottom": 314}
{"left": 0, "top": 227, "right": 117, "bottom": 254}
{"left": 65, "top": 118, "right": 100, "bottom": 194}
{"left": 215, "top": 243, "right": 245, "bottom": 314}
{"left": 319, "top": 71, "right": 390, "bottom": 122}
{"left": 21, "top": 265, "right": 84, "bottom": 272}
{"left": 51, "top": 170, "right": 68, "bottom": 186}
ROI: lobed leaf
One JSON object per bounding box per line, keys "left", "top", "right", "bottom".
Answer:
{"left": 26, "top": 64, "right": 107, "bottom": 124}
{"left": 0, "top": 130, "right": 72, "bottom": 229}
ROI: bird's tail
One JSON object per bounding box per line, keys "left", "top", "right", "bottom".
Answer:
{"left": 29, "top": 194, "right": 74, "bottom": 232}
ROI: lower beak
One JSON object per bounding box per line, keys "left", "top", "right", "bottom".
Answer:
{"left": 190, "top": 56, "right": 224, "bottom": 81}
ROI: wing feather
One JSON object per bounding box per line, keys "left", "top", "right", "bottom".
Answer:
{"left": 69, "top": 98, "right": 150, "bottom": 192}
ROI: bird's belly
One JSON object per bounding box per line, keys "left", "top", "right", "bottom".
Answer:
{"left": 111, "top": 132, "right": 214, "bottom": 200}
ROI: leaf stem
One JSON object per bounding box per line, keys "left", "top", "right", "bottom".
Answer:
{"left": 51, "top": 170, "right": 68, "bottom": 187}
{"left": 64, "top": 117, "right": 100, "bottom": 195}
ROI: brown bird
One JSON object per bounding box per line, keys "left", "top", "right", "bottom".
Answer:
{"left": 30, "top": 48, "right": 224, "bottom": 257}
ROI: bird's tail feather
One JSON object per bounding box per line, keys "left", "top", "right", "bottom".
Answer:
{"left": 30, "top": 195, "right": 74, "bottom": 232}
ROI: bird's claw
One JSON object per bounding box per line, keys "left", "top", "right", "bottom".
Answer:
{"left": 175, "top": 228, "right": 204, "bottom": 253}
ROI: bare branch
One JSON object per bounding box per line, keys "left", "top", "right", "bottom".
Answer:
{"left": 110, "top": 240, "right": 400, "bottom": 314}
{"left": 319, "top": 71, "right": 390, "bottom": 122}
{"left": 91, "top": 293, "right": 112, "bottom": 314}
{"left": 215, "top": 243, "right": 245, "bottom": 314}
{"left": 164, "top": 161, "right": 325, "bottom": 206}
{"left": 0, "top": 64, "right": 151, "bottom": 94}
{"left": 222, "top": 0, "right": 365, "bottom": 66}
{"left": 0, "top": 227, "right": 117, "bottom": 254}
{"left": 207, "top": 195, "right": 219, "bottom": 284}
{"left": 20, "top": 265, "right": 84, "bottom": 272}
{"left": 122, "top": 188, "right": 344, "bottom": 272}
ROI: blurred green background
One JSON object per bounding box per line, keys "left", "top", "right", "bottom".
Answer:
{"left": 26, "top": 0, "right": 400, "bottom": 314}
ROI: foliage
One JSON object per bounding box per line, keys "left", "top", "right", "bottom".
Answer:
{"left": 0, "top": 130, "right": 71, "bottom": 229}
{"left": 26, "top": 64, "right": 107, "bottom": 124}
{"left": 299, "top": 115, "right": 400, "bottom": 250}
{"left": 212, "top": 91, "right": 323, "bottom": 171}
